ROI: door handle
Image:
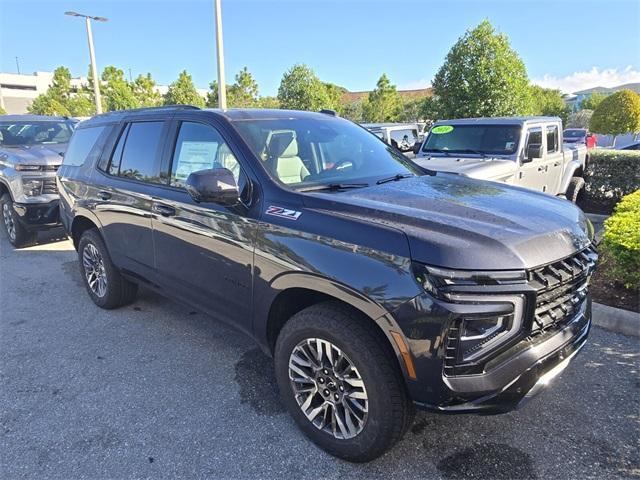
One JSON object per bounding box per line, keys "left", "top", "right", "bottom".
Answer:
{"left": 97, "top": 190, "right": 112, "bottom": 200}
{"left": 553, "top": 162, "right": 561, "bottom": 167}
{"left": 152, "top": 203, "right": 176, "bottom": 217}
{"left": 537, "top": 166, "right": 547, "bottom": 172}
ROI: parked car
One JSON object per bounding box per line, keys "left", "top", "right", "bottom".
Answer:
{"left": 0, "top": 115, "right": 76, "bottom": 247}
{"left": 362, "top": 123, "right": 421, "bottom": 157}
{"left": 563, "top": 128, "right": 597, "bottom": 149}
{"left": 58, "top": 106, "right": 597, "bottom": 462}
{"left": 415, "top": 117, "right": 589, "bottom": 203}
{"left": 618, "top": 141, "right": 640, "bottom": 150}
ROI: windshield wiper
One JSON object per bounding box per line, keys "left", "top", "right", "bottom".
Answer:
{"left": 452, "top": 149, "right": 488, "bottom": 158}
{"left": 423, "top": 149, "right": 452, "bottom": 156}
{"left": 376, "top": 173, "right": 414, "bottom": 185}
{"left": 298, "top": 182, "right": 369, "bottom": 192}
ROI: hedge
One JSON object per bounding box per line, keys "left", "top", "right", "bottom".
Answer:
{"left": 584, "top": 149, "right": 640, "bottom": 207}
{"left": 602, "top": 189, "right": 640, "bottom": 289}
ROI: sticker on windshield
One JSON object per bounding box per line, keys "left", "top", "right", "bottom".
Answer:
{"left": 431, "top": 125, "right": 454, "bottom": 134}
{"left": 266, "top": 206, "right": 302, "bottom": 220}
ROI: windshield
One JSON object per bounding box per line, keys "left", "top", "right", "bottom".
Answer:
{"left": 422, "top": 124, "right": 521, "bottom": 155}
{"left": 563, "top": 129, "right": 586, "bottom": 138}
{"left": 231, "top": 116, "right": 423, "bottom": 189}
{"left": 0, "top": 121, "right": 75, "bottom": 146}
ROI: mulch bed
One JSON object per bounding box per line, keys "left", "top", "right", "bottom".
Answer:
{"left": 590, "top": 253, "right": 639, "bottom": 313}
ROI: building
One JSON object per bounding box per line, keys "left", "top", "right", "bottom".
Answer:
{"left": 0, "top": 71, "right": 208, "bottom": 114}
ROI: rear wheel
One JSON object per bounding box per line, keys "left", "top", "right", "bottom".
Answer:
{"left": 566, "top": 177, "right": 585, "bottom": 204}
{"left": 78, "top": 228, "right": 138, "bottom": 309}
{"left": 274, "top": 301, "right": 414, "bottom": 462}
{"left": 1, "top": 193, "right": 37, "bottom": 248}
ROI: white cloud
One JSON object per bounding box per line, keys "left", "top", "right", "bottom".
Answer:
{"left": 532, "top": 66, "right": 640, "bottom": 94}
{"left": 398, "top": 78, "right": 431, "bottom": 90}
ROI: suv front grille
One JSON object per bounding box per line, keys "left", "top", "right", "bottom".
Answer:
{"left": 42, "top": 178, "right": 58, "bottom": 195}
{"left": 528, "top": 245, "right": 597, "bottom": 335}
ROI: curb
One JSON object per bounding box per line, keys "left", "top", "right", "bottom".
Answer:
{"left": 592, "top": 302, "right": 639, "bottom": 338}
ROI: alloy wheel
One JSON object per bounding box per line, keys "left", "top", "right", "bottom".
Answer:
{"left": 82, "top": 243, "right": 107, "bottom": 298}
{"left": 288, "top": 338, "right": 368, "bottom": 440}
{"left": 2, "top": 203, "right": 16, "bottom": 241}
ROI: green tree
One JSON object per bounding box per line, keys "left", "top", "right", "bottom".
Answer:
{"left": 581, "top": 92, "right": 606, "bottom": 110}
{"left": 339, "top": 101, "right": 363, "bottom": 122}
{"left": 207, "top": 67, "right": 260, "bottom": 108}
{"left": 164, "top": 70, "right": 205, "bottom": 107}
{"left": 590, "top": 90, "right": 640, "bottom": 145}
{"left": 362, "top": 74, "right": 402, "bottom": 122}
{"left": 256, "top": 96, "right": 280, "bottom": 109}
{"left": 323, "top": 82, "right": 346, "bottom": 111}
{"left": 399, "top": 97, "right": 425, "bottom": 122}
{"left": 567, "top": 109, "right": 593, "bottom": 128}
{"left": 530, "top": 85, "right": 570, "bottom": 124}
{"left": 28, "top": 66, "right": 74, "bottom": 116}
{"left": 101, "top": 66, "right": 137, "bottom": 111}
{"left": 277, "top": 64, "right": 330, "bottom": 111}
{"left": 431, "top": 20, "right": 531, "bottom": 118}
{"left": 133, "top": 73, "right": 162, "bottom": 107}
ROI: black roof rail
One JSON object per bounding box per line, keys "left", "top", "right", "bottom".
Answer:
{"left": 319, "top": 109, "right": 338, "bottom": 117}
{"left": 94, "top": 105, "right": 201, "bottom": 117}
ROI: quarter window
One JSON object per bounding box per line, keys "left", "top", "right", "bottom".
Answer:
{"left": 170, "top": 121, "right": 242, "bottom": 188}
{"left": 546, "top": 125, "right": 559, "bottom": 154}
{"left": 389, "top": 129, "right": 419, "bottom": 152}
{"left": 62, "top": 126, "right": 105, "bottom": 167}
{"left": 109, "top": 121, "right": 165, "bottom": 183}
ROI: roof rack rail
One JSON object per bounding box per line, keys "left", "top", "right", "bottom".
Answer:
{"left": 319, "top": 109, "right": 338, "bottom": 117}
{"left": 95, "top": 105, "right": 201, "bottom": 117}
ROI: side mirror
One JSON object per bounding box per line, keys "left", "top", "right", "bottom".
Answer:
{"left": 525, "top": 144, "right": 543, "bottom": 162}
{"left": 412, "top": 142, "right": 422, "bottom": 154}
{"left": 185, "top": 168, "right": 239, "bottom": 205}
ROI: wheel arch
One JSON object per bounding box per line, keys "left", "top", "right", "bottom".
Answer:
{"left": 71, "top": 215, "right": 100, "bottom": 250}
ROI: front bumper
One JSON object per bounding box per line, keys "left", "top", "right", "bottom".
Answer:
{"left": 13, "top": 200, "right": 61, "bottom": 230}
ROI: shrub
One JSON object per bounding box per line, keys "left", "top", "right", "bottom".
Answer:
{"left": 584, "top": 149, "right": 640, "bottom": 208}
{"left": 602, "top": 190, "right": 640, "bottom": 289}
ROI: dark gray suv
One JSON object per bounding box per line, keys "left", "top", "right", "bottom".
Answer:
{"left": 57, "top": 106, "right": 597, "bottom": 462}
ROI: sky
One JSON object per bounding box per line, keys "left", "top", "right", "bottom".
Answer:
{"left": 1, "top": 0, "right": 639, "bottom": 96}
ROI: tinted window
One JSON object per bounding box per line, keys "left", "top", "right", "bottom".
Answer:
{"left": 422, "top": 125, "right": 521, "bottom": 155}
{"left": 546, "top": 125, "right": 559, "bottom": 153}
{"left": 62, "top": 126, "right": 105, "bottom": 167}
{"left": 526, "top": 128, "right": 543, "bottom": 149}
{"left": 112, "top": 121, "right": 164, "bottom": 183}
{"left": 170, "top": 121, "right": 243, "bottom": 188}
{"left": 0, "top": 121, "right": 74, "bottom": 146}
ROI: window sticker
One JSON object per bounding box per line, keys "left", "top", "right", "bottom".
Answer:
{"left": 174, "top": 141, "right": 218, "bottom": 181}
{"left": 505, "top": 141, "right": 515, "bottom": 150}
{"left": 431, "top": 125, "right": 454, "bottom": 134}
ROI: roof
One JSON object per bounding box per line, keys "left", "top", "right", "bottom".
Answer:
{"left": 433, "top": 116, "right": 561, "bottom": 126}
{"left": 0, "top": 114, "right": 73, "bottom": 122}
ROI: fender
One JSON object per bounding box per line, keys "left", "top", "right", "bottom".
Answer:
{"left": 558, "top": 160, "right": 583, "bottom": 195}
{"left": 0, "top": 177, "right": 13, "bottom": 200}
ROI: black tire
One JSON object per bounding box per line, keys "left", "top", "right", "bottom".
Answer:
{"left": 77, "top": 228, "right": 138, "bottom": 309}
{"left": 566, "top": 177, "right": 585, "bottom": 204}
{"left": 1, "top": 193, "right": 37, "bottom": 248}
{"left": 274, "top": 301, "right": 414, "bottom": 462}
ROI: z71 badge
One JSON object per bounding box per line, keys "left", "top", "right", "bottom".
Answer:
{"left": 265, "top": 206, "right": 302, "bottom": 220}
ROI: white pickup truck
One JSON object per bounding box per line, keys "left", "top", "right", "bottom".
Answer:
{"left": 414, "top": 117, "right": 589, "bottom": 202}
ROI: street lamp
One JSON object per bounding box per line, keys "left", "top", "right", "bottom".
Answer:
{"left": 213, "top": 0, "right": 227, "bottom": 109}
{"left": 65, "top": 11, "right": 108, "bottom": 114}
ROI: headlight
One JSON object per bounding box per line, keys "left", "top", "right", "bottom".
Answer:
{"left": 22, "top": 179, "right": 43, "bottom": 196}
{"left": 15, "top": 164, "right": 42, "bottom": 171}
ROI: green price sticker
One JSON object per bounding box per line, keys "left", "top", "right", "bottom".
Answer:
{"left": 431, "top": 125, "right": 454, "bottom": 134}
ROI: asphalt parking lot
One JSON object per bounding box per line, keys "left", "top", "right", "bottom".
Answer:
{"left": 1, "top": 228, "right": 639, "bottom": 479}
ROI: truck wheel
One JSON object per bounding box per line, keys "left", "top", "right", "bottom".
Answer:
{"left": 566, "top": 177, "right": 585, "bottom": 204}
{"left": 77, "top": 228, "right": 138, "bottom": 309}
{"left": 274, "top": 301, "right": 414, "bottom": 462}
{"left": 1, "top": 193, "right": 37, "bottom": 248}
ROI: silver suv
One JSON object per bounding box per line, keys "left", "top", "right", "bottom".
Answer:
{"left": 0, "top": 115, "right": 76, "bottom": 247}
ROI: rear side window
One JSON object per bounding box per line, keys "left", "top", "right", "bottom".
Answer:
{"left": 546, "top": 125, "right": 559, "bottom": 153}
{"left": 389, "top": 128, "right": 419, "bottom": 152}
{"left": 109, "top": 121, "right": 165, "bottom": 183}
{"left": 62, "top": 126, "right": 105, "bottom": 167}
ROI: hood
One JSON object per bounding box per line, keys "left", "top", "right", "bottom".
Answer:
{"left": 0, "top": 144, "right": 66, "bottom": 166}
{"left": 415, "top": 156, "right": 517, "bottom": 181}
{"left": 305, "top": 175, "right": 591, "bottom": 270}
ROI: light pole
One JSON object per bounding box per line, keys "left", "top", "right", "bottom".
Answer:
{"left": 65, "top": 11, "right": 108, "bottom": 114}
{"left": 213, "top": 0, "right": 227, "bottom": 109}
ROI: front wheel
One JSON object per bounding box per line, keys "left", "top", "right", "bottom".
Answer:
{"left": 566, "top": 177, "right": 585, "bottom": 204}
{"left": 274, "top": 301, "right": 414, "bottom": 462}
{"left": 77, "top": 228, "right": 138, "bottom": 309}
{"left": 1, "top": 193, "right": 37, "bottom": 248}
